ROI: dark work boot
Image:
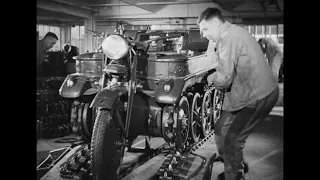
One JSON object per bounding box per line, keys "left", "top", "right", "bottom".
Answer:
{"left": 243, "top": 161, "right": 249, "bottom": 174}
{"left": 217, "top": 172, "right": 225, "bottom": 180}
{"left": 215, "top": 156, "right": 249, "bottom": 173}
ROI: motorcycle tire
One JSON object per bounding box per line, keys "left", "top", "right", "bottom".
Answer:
{"left": 91, "top": 101, "right": 125, "bottom": 180}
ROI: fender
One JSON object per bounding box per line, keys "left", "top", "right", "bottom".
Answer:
{"left": 90, "top": 87, "right": 123, "bottom": 109}
{"left": 155, "top": 78, "right": 185, "bottom": 104}
{"left": 83, "top": 87, "right": 100, "bottom": 96}
{"left": 59, "top": 74, "right": 91, "bottom": 98}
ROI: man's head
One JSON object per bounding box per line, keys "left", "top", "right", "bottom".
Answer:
{"left": 197, "top": 8, "right": 225, "bottom": 42}
{"left": 43, "top": 32, "right": 58, "bottom": 51}
{"left": 258, "top": 38, "right": 267, "bottom": 54}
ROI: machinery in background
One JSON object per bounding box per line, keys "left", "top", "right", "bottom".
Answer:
{"left": 37, "top": 42, "right": 85, "bottom": 140}
{"left": 62, "top": 43, "right": 80, "bottom": 75}
{"left": 59, "top": 51, "right": 104, "bottom": 142}
{"left": 37, "top": 77, "right": 73, "bottom": 139}
{"left": 37, "top": 44, "right": 81, "bottom": 140}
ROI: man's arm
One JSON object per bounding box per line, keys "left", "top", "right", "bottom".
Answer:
{"left": 207, "top": 36, "right": 238, "bottom": 89}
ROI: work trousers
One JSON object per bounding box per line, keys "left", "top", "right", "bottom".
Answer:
{"left": 214, "top": 87, "right": 279, "bottom": 180}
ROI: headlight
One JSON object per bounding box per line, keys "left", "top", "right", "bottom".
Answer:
{"left": 101, "top": 35, "right": 129, "bottom": 60}
{"left": 164, "top": 84, "right": 171, "bottom": 92}
{"left": 67, "top": 77, "right": 77, "bottom": 87}
{"left": 163, "top": 79, "right": 174, "bottom": 92}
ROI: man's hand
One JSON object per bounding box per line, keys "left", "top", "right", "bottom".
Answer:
{"left": 207, "top": 72, "right": 216, "bottom": 85}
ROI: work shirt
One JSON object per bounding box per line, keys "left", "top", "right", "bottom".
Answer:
{"left": 37, "top": 40, "right": 46, "bottom": 69}
{"left": 208, "top": 21, "right": 278, "bottom": 111}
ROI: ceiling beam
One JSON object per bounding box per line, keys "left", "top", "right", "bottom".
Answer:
{"left": 257, "top": 0, "right": 266, "bottom": 11}
{"left": 37, "top": 16, "right": 83, "bottom": 23}
{"left": 86, "top": 0, "right": 213, "bottom": 6}
{"left": 119, "top": 0, "right": 167, "bottom": 13}
{"left": 37, "top": 0, "right": 92, "bottom": 19}
{"left": 50, "top": 0, "right": 99, "bottom": 12}
{"left": 274, "top": 0, "right": 282, "bottom": 12}
{"left": 95, "top": 11, "right": 282, "bottom": 20}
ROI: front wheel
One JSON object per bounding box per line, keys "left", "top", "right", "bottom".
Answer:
{"left": 91, "top": 100, "right": 125, "bottom": 180}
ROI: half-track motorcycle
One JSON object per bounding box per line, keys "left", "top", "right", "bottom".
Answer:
{"left": 88, "top": 29, "right": 225, "bottom": 180}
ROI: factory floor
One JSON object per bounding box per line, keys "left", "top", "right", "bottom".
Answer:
{"left": 37, "top": 83, "right": 283, "bottom": 180}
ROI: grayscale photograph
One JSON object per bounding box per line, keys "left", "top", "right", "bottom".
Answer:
{"left": 36, "top": 0, "right": 283, "bottom": 180}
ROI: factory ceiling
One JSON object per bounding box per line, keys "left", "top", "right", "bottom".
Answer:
{"left": 37, "top": 0, "right": 283, "bottom": 25}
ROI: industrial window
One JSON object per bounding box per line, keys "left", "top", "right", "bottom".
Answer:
{"left": 255, "top": 25, "right": 264, "bottom": 40}
{"left": 245, "top": 24, "right": 283, "bottom": 53}
{"left": 71, "top": 25, "right": 85, "bottom": 54}
{"left": 278, "top": 24, "right": 283, "bottom": 34}
{"left": 256, "top": 25, "right": 263, "bottom": 35}
{"left": 277, "top": 24, "right": 283, "bottom": 53}
{"left": 248, "top": 26, "right": 255, "bottom": 36}
{"left": 37, "top": 24, "right": 61, "bottom": 51}
{"left": 243, "top": 25, "right": 249, "bottom": 32}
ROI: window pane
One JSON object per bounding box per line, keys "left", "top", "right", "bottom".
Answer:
{"left": 278, "top": 24, "right": 283, "bottom": 34}
{"left": 271, "top": 25, "right": 277, "bottom": 34}
{"left": 256, "top": 25, "right": 262, "bottom": 35}
{"left": 71, "top": 26, "right": 80, "bottom": 48}
{"left": 55, "top": 27, "right": 61, "bottom": 51}
{"left": 43, "top": 25, "right": 49, "bottom": 35}
{"left": 243, "top": 25, "right": 249, "bottom": 32}
{"left": 39, "top": 25, "right": 44, "bottom": 39}
{"left": 71, "top": 26, "right": 80, "bottom": 39}
{"left": 265, "top": 25, "right": 270, "bottom": 35}
{"left": 80, "top": 26, "right": 85, "bottom": 54}
{"left": 249, "top": 25, "right": 255, "bottom": 36}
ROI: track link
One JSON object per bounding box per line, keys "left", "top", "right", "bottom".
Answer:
{"left": 157, "top": 130, "right": 215, "bottom": 180}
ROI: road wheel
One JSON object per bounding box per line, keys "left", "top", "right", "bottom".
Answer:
{"left": 201, "top": 91, "right": 212, "bottom": 137}
{"left": 189, "top": 93, "right": 202, "bottom": 143}
{"left": 212, "top": 89, "right": 223, "bottom": 127}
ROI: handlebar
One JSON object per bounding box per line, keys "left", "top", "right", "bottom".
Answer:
{"left": 86, "top": 29, "right": 108, "bottom": 39}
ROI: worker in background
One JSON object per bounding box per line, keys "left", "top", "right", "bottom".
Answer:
{"left": 258, "top": 38, "right": 283, "bottom": 81}
{"left": 197, "top": 8, "right": 279, "bottom": 180}
{"left": 37, "top": 32, "right": 58, "bottom": 69}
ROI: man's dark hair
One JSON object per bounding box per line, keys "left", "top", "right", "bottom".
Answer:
{"left": 44, "top": 32, "right": 58, "bottom": 40}
{"left": 197, "top": 8, "right": 225, "bottom": 25}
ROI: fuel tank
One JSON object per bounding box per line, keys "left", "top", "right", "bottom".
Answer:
{"left": 135, "top": 53, "right": 217, "bottom": 104}
{"left": 74, "top": 52, "right": 104, "bottom": 77}
{"left": 59, "top": 52, "right": 103, "bottom": 99}
{"left": 135, "top": 54, "right": 188, "bottom": 91}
